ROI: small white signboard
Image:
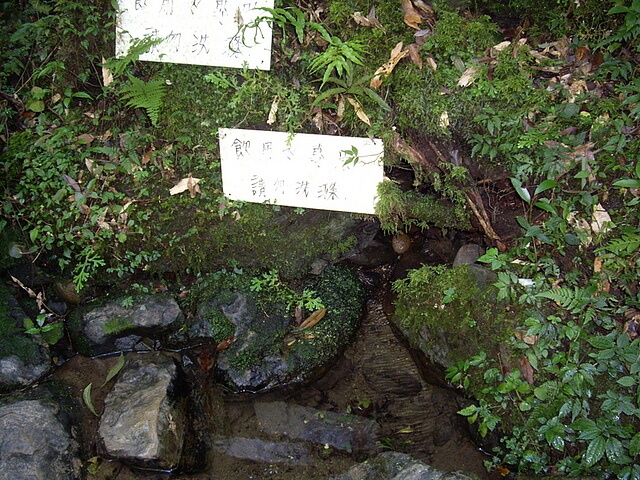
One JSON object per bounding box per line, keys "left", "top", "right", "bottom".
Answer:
{"left": 219, "top": 129, "right": 384, "bottom": 214}
{"left": 115, "top": 0, "right": 274, "bottom": 70}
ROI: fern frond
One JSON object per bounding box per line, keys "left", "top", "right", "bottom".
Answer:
{"left": 120, "top": 76, "right": 166, "bottom": 127}
{"left": 537, "top": 287, "right": 591, "bottom": 314}
{"left": 602, "top": 233, "right": 640, "bottom": 256}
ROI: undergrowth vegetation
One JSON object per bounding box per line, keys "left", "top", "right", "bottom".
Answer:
{"left": 1, "top": 0, "right": 640, "bottom": 477}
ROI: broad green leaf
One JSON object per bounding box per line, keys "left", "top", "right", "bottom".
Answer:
{"left": 83, "top": 383, "right": 99, "bottom": 417}
{"left": 511, "top": 177, "right": 531, "bottom": 203}
{"left": 457, "top": 405, "right": 478, "bottom": 416}
{"left": 534, "top": 199, "right": 557, "bottom": 214}
{"left": 629, "top": 431, "right": 640, "bottom": 457}
{"left": 613, "top": 178, "right": 640, "bottom": 188}
{"left": 101, "top": 352, "right": 125, "bottom": 387}
{"left": 605, "top": 437, "right": 626, "bottom": 464}
{"left": 587, "top": 335, "right": 615, "bottom": 350}
{"left": 583, "top": 436, "right": 606, "bottom": 467}
{"left": 534, "top": 179, "right": 558, "bottom": 196}
{"left": 617, "top": 375, "right": 636, "bottom": 387}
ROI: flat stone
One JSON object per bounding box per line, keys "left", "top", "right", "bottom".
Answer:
{"left": 213, "top": 436, "right": 312, "bottom": 466}
{"left": 254, "top": 401, "right": 379, "bottom": 453}
{"left": 99, "top": 353, "right": 186, "bottom": 469}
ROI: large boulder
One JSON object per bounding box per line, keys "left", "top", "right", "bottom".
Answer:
{"left": 0, "top": 284, "right": 50, "bottom": 392}
{"left": 68, "top": 293, "right": 183, "bottom": 356}
{"left": 0, "top": 398, "right": 81, "bottom": 480}
{"left": 98, "top": 352, "right": 188, "bottom": 470}
{"left": 181, "top": 265, "right": 366, "bottom": 393}
{"left": 386, "top": 254, "right": 513, "bottom": 388}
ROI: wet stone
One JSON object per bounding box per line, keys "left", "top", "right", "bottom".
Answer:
{"left": 69, "top": 294, "right": 183, "bottom": 356}
{"left": 332, "top": 451, "right": 483, "bottom": 480}
{"left": 213, "top": 436, "right": 313, "bottom": 466}
{"left": 0, "top": 399, "right": 81, "bottom": 480}
{"left": 99, "top": 352, "right": 187, "bottom": 470}
{"left": 0, "top": 284, "right": 50, "bottom": 392}
{"left": 254, "top": 401, "right": 379, "bottom": 454}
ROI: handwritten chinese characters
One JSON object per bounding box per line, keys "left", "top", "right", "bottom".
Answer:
{"left": 219, "top": 129, "right": 385, "bottom": 214}
{"left": 116, "top": 0, "right": 274, "bottom": 69}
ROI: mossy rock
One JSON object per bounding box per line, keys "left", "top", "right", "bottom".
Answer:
{"left": 187, "top": 265, "right": 365, "bottom": 393}
{"left": 0, "top": 284, "right": 50, "bottom": 392}
{"left": 389, "top": 264, "right": 518, "bottom": 387}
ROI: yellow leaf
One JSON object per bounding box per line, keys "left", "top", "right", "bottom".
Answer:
{"left": 295, "top": 308, "right": 327, "bottom": 331}
{"left": 370, "top": 42, "right": 408, "bottom": 89}
{"left": 347, "top": 97, "right": 371, "bottom": 126}
{"left": 101, "top": 57, "right": 113, "bottom": 87}
{"left": 458, "top": 66, "right": 480, "bottom": 87}
{"left": 170, "top": 174, "right": 202, "bottom": 197}
{"left": 267, "top": 96, "right": 279, "bottom": 125}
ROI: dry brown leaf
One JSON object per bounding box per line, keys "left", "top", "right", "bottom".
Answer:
{"left": 296, "top": 308, "right": 327, "bottom": 330}
{"left": 400, "top": 0, "right": 422, "bottom": 29}
{"left": 425, "top": 55, "right": 437, "bottom": 71}
{"left": 76, "top": 133, "right": 94, "bottom": 145}
{"left": 141, "top": 147, "right": 154, "bottom": 165}
{"left": 170, "top": 174, "right": 202, "bottom": 197}
{"left": 101, "top": 57, "right": 113, "bottom": 87}
{"left": 371, "top": 41, "right": 407, "bottom": 88}
{"left": 347, "top": 97, "right": 371, "bottom": 125}
{"left": 267, "top": 96, "right": 279, "bottom": 125}
{"left": 458, "top": 65, "right": 480, "bottom": 87}
{"left": 519, "top": 356, "right": 535, "bottom": 384}
{"left": 352, "top": 6, "right": 386, "bottom": 32}
{"left": 411, "top": 0, "right": 435, "bottom": 25}
{"left": 407, "top": 43, "right": 423, "bottom": 69}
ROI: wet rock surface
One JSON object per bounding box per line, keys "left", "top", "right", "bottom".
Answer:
{"left": 98, "top": 352, "right": 187, "bottom": 470}
{"left": 213, "top": 436, "right": 313, "bottom": 466}
{"left": 0, "top": 397, "right": 81, "bottom": 480}
{"left": 69, "top": 294, "right": 183, "bottom": 356}
{"left": 0, "top": 284, "right": 50, "bottom": 392}
{"left": 254, "top": 401, "right": 379, "bottom": 453}
{"left": 332, "top": 451, "right": 483, "bottom": 480}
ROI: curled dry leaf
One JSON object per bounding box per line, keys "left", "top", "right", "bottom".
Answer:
{"left": 458, "top": 65, "right": 480, "bottom": 87}
{"left": 352, "top": 6, "right": 386, "bottom": 32}
{"left": 170, "top": 174, "right": 202, "bottom": 198}
{"left": 371, "top": 42, "right": 407, "bottom": 89}
{"left": 425, "top": 55, "right": 437, "bottom": 71}
{"left": 591, "top": 203, "right": 613, "bottom": 235}
{"left": 400, "top": 0, "right": 422, "bottom": 29}
{"left": 101, "top": 57, "right": 113, "bottom": 87}
{"left": 267, "top": 96, "right": 279, "bottom": 125}
{"left": 519, "top": 356, "right": 535, "bottom": 384}
{"left": 295, "top": 308, "right": 327, "bottom": 331}
{"left": 347, "top": 97, "right": 371, "bottom": 126}
{"left": 407, "top": 43, "right": 423, "bottom": 69}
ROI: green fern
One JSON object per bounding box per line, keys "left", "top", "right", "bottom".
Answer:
{"left": 120, "top": 75, "right": 166, "bottom": 127}
{"left": 537, "top": 286, "right": 593, "bottom": 314}
{"left": 601, "top": 233, "right": 640, "bottom": 256}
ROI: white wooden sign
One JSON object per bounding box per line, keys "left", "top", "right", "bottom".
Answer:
{"left": 115, "top": 0, "right": 274, "bottom": 70}
{"left": 219, "top": 129, "right": 384, "bottom": 214}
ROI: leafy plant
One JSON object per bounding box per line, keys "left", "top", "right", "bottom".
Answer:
{"left": 119, "top": 75, "right": 167, "bottom": 127}
{"left": 250, "top": 269, "right": 324, "bottom": 314}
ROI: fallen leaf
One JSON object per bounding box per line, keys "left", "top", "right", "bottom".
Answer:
{"left": 439, "top": 111, "right": 449, "bottom": 128}
{"left": 519, "top": 356, "right": 535, "bottom": 384}
{"left": 141, "top": 147, "right": 154, "bottom": 165}
{"left": 352, "top": 6, "right": 386, "bottom": 32}
{"left": 347, "top": 97, "right": 371, "bottom": 125}
{"left": 591, "top": 203, "right": 613, "bottom": 235}
{"left": 371, "top": 42, "right": 407, "bottom": 88}
{"left": 425, "top": 55, "right": 437, "bottom": 71}
{"left": 83, "top": 383, "right": 99, "bottom": 416}
{"left": 101, "top": 57, "right": 113, "bottom": 87}
{"left": 407, "top": 43, "right": 423, "bottom": 69}
{"left": 101, "top": 352, "right": 125, "bottom": 387}
{"left": 267, "top": 96, "right": 279, "bottom": 125}
{"left": 295, "top": 308, "right": 327, "bottom": 331}
{"left": 411, "top": 0, "right": 435, "bottom": 25}
{"left": 170, "top": 174, "right": 202, "bottom": 197}
{"left": 216, "top": 336, "right": 236, "bottom": 351}
{"left": 458, "top": 65, "right": 480, "bottom": 87}
{"left": 400, "top": 0, "right": 422, "bottom": 29}
{"left": 414, "top": 28, "right": 433, "bottom": 46}
{"left": 76, "top": 133, "right": 94, "bottom": 145}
